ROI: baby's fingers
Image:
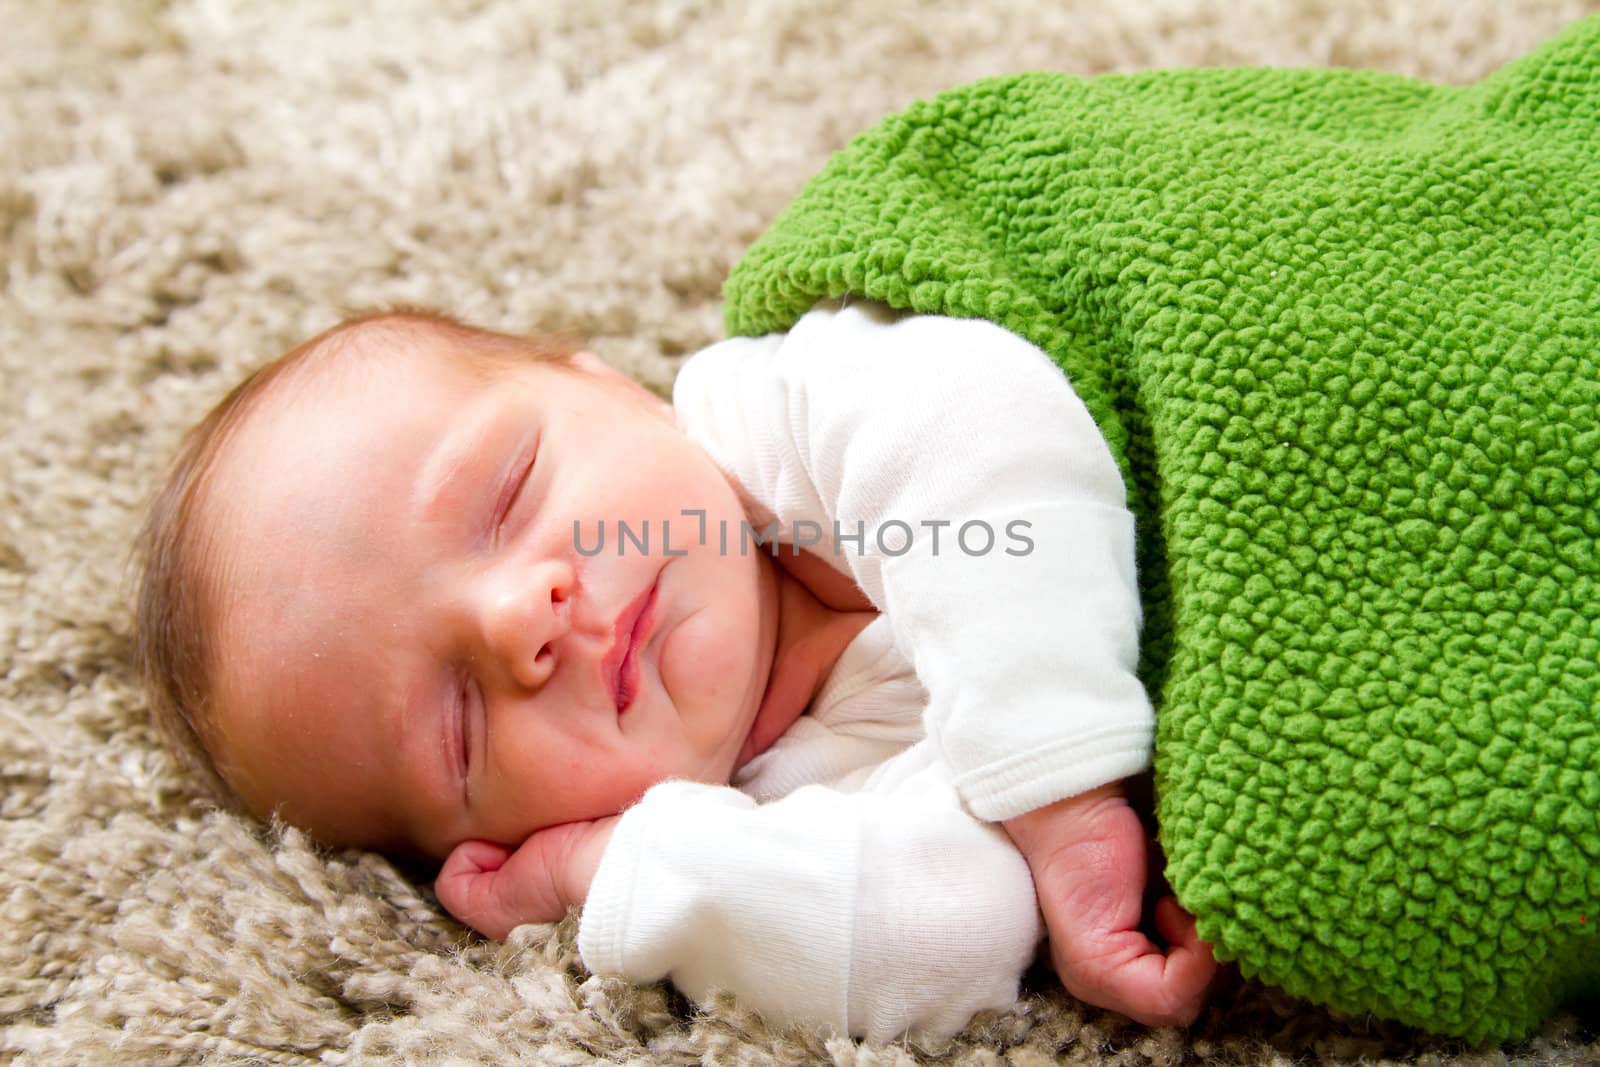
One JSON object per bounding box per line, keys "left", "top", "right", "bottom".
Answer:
{"left": 439, "top": 839, "right": 512, "bottom": 880}
{"left": 1053, "top": 916, "right": 1213, "bottom": 1028}
{"left": 1154, "top": 895, "right": 1202, "bottom": 950}
{"left": 1146, "top": 896, "right": 1219, "bottom": 1022}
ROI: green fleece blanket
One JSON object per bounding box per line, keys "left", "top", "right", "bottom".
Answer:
{"left": 723, "top": 17, "right": 1600, "bottom": 1043}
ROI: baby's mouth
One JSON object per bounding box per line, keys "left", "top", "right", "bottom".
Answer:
{"left": 606, "top": 578, "right": 658, "bottom": 713}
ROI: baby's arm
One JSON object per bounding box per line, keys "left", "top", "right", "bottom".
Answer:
{"left": 676, "top": 300, "right": 1214, "bottom": 1023}
{"left": 437, "top": 773, "right": 1040, "bottom": 1043}
{"left": 675, "top": 301, "right": 1151, "bottom": 818}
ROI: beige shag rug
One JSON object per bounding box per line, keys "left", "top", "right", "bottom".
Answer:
{"left": 3, "top": 2, "right": 1598, "bottom": 1063}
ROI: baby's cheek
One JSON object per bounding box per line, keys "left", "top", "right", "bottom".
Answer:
{"left": 659, "top": 605, "right": 755, "bottom": 711}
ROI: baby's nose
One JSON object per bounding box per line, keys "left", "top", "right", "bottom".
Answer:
{"left": 481, "top": 561, "right": 573, "bottom": 689}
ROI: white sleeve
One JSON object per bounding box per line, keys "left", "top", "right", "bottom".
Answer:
{"left": 672, "top": 300, "right": 1152, "bottom": 821}
{"left": 576, "top": 775, "right": 1041, "bottom": 1043}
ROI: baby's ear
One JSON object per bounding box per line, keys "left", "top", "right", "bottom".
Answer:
{"left": 572, "top": 351, "right": 674, "bottom": 420}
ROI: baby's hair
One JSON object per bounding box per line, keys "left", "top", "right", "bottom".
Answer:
{"left": 133, "top": 308, "right": 580, "bottom": 814}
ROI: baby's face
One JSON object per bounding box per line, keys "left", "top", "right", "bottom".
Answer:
{"left": 206, "top": 333, "right": 777, "bottom": 859}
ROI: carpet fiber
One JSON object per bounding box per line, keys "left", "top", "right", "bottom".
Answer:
{"left": 2, "top": 2, "right": 1597, "bottom": 1064}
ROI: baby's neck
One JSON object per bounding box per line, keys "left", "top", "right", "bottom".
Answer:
{"left": 735, "top": 551, "right": 877, "bottom": 767}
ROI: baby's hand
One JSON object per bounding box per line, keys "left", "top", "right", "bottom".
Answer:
{"left": 434, "top": 817, "right": 617, "bottom": 941}
{"left": 1003, "top": 784, "right": 1217, "bottom": 1027}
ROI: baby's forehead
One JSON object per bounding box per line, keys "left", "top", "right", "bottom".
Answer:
{"left": 237, "top": 326, "right": 511, "bottom": 455}
{"left": 205, "top": 316, "right": 592, "bottom": 579}
{"left": 249, "top": 315, "right": 609, "bottom": 451}
{"left": 313, "top": 311, "right": 573, "bottom": 381}
{"left": 284, "top": 316, "right": 486, "bottom": 393}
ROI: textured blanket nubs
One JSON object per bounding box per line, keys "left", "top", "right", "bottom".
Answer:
{"left": 723, "top": 16, "right": 1600, "bottom": 1042}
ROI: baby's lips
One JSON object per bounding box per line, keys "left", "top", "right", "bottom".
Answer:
{"left": 603, "top": 576, "right": 658, "bottom": 711}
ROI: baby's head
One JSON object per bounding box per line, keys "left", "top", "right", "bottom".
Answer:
{"left": 137, "top": 311, "right": 778, "bottom": 860}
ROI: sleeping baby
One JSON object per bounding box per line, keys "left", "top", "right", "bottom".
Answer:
{"left": 134, "top": 299, "right": 1217, "bottom": 1042}
{"left": 137, "top": 15, "right": 1600, "bottom": 1045}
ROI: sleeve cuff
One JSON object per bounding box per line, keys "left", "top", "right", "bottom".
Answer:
{"left": 953, "top": 723, "right": 1153, "bottom": 822}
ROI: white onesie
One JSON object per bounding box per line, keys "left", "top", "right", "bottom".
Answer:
{"left": 577, "top": 299, "right": 1152, "bottom": 1042}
